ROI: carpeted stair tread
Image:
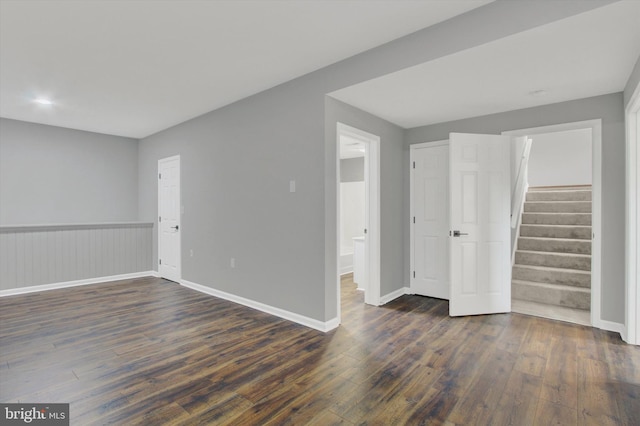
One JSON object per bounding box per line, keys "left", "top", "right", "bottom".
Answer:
{"left": 515, "top": 250, "right": 591, "bottom": 271}
{"left": 512, "top": 264, "right": 590, "bottom": 287}
{"left": 512, "top": 279, "right": 591, "bottom": 293}
{"left": 519, "top": 224, "right": 591, "bottom": 240}
{"left": 512, "top": 280, "right": 590, "bottom": 310}
{"left": 522, "top": 212, "right": 592, "bottom": 225}
{"left": 517, "top": 237, "right": 591, "bottom": 254}
{"left": 524, "top": 201, "right": 591, "bottom": 213}
{"left": 526, "top": 190, "right": 592, "bottom": 201}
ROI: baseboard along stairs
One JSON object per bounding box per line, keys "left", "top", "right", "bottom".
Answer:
{"left": 512, "top": 186, "right": 592, "bottom": 323}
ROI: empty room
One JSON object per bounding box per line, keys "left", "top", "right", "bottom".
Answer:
{"left": 1, "top": 1, "right": 640, "bottom": 424}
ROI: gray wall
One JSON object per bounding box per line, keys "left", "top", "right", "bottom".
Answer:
{"left": 528, "top": 128, "right": 592, "bottom": 187}
{"left": 624, "top": 54, "right": 640, "bottom": 107}
{"left": 137, "top": 1, "right": 611, "bottom": 324}
{"left": 406, "top": 93, "right": 626, "bottom": 324}
{"left": 0, "top": 118, "right": 138, "bottom": 225}
{"left": 340, "top": 157, "right": 364, "bottom": 182}
{"left": 139, "top": 81, "right": 328, "bottom": 321}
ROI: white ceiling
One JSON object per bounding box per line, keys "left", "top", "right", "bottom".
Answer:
{"left": 0, "top": 0, "right": 492, "bottom": 138}
{"left": 330, "top": 1, "right": 640, "bottom": 129}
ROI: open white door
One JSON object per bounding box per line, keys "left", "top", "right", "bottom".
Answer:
{"left": 158, "top": 155, "right": 181, "bottom": 283}
{"left": 449, "top": 133, "right": 511, "bottom": 316}
{"left": 411, "top": 142, "right": 449, "bottom": 299}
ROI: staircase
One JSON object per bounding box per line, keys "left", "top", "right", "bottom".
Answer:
{"left": 512, "top": 186, "right": 592, "bottom": 321}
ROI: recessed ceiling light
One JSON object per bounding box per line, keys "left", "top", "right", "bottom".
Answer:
{"left": 33, "top": 98, "right": 54, "bottom": 106}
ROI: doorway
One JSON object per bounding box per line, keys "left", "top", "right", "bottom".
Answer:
{"left": 336, "top": 123, "right": 380, "bottom": 312}
{"left": 504, "top": 120, "right": 602, "bottom": 327}
{"left": 158, "top": 155, "right": 181, "bottom": 283}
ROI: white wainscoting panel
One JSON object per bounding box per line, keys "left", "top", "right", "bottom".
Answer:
{"left": 0, "top": 223, "right": 153, "bottom": 292}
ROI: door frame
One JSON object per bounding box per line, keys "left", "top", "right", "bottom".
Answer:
{"left": 158, "top": 155, "right": 181, "bottom": 282}
{"left": 409, "top": 140, "right": 449, "bottom": 298}
{"left": 503, "top": 120, "right": 602, "bottom": 327}
{"left": 336, "top": 123, "right": 381, "bottom": 310}
{"left": 625, "top": 83, "right": 640, "bottom": 345}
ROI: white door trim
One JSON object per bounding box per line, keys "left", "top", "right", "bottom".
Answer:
{"left": 158, "top": 155, "right": 181, "bottom": 282}
{"left": 410, "top": 140, "right": 449, "bottom": 298}
{"left": 337, "top": 123, "right": 381, "bottom": 309}
{"left": 503, "top": 120, "right": 602, "bottom": 328}
{"left": 625, "top": 84, "right": 640, "bottom": 345}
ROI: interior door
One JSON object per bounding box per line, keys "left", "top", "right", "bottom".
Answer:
{"left": 158, "top": 156, "right": 181, "bottom": 282}
{"left": 449, "top": 133, "right": 510, "bottom": 316}
{"left": 411, "top": 143, "right": 449, "bottom": 299}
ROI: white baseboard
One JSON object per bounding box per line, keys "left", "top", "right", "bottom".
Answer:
{"left": 324, "top": 317, "right": 340, "bottom": 332}
{"left": 621, "top": 327, "right": 629, "bottom": 344}
{"left": 594, "top": 318, "right": 625, "bottom": 336}
{"left": 180, "top": 279, "right": 339, "bottom": 333}
{"left": 0, "top": 271, "right": 157, "bottom": 297}
{"left": 380, "top": 287, "right": 411, "bottom": 305}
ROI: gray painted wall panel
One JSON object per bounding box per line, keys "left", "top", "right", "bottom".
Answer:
{"left": 406, "top": 93, "right": 625, "bottom": 323}
{"left": 0, "top": 223, "right": 153, "bottom": 291}
{"left": 0, "top": 118, "right": 139, "bottom": 225}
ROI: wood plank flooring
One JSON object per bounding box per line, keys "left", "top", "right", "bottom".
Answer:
{"left": 1, "top": 275, "right": 638, "bottom": 425}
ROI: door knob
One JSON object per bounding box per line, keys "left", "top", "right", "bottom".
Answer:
{"left": 171, "top": 225, "right": 179, "bottom": 231}
{"left": 452, "top": 230, "right": 468, "bottom": 237}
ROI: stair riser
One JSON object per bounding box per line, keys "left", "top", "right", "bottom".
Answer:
{"left": 515, "top": 251, "right": 591, "bottom": 271}
{"left": 513, "top": 282, "right": 590, "bottom": 310}
{"left": 519, "top": 225, "right": 591, "bottom": 240}
{"left": 513, "top": 266, "right": 590, "bottom": 288}
{"left": 522, "top": 213, "right": 591, "bottom": 226}
{"left": 524, "top": 202, "right": 591, "bottom": 213}
{"left": 518, "top": 238, "right": 591, "bottom": 255}
{"left": 526, "top": 191, "right": 592, "bottom": 202}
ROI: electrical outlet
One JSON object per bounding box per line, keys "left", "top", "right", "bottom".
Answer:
{"left": 190, "top": 249, "right": 194, "bottom": 257}
{"left": 230, "top": 258, "right": 235, "bottom": 268}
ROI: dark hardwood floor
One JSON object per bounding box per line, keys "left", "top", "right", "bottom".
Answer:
{"left": 1, "top": 275, "right": 638, "bottom": 425}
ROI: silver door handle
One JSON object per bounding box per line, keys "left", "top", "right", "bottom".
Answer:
{"left": 171, "top": 225, "right": 179, "bottom": 231}
{"left": 452, "top": 230, "right": 468, "bottom": 237}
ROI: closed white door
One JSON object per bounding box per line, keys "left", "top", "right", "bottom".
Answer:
{"left": 411, "top": 143, "right": 449, "bottom": 299}
{"left": 158, "top": 156, "right": 181, "bottom": 282}
{"left": 449, "top": 133, "right": 510, "bottom": 316}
